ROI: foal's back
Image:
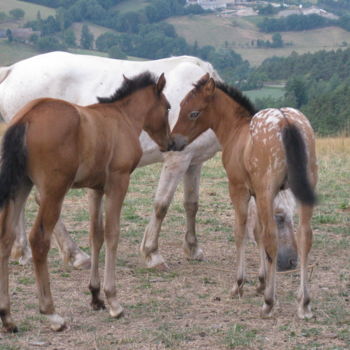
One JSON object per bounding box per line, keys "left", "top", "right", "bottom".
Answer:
{"left": 247, "top": 108, "right": 316, "bottom": 192}
{"left": 13, "top": 97, "right": 140, "bottom": 190}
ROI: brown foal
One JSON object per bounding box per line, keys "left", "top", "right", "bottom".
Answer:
{"left": 171, "top": 74, "right": 318, "bottom": 319}
{"left": 0, "top": 72, "right": 174, "bottom": 332}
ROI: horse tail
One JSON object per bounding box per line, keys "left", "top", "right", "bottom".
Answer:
{"left": 0, "top": 122, "right": 28, "bottom": 209}
{"left": 282, "top": 124, "right": 316, "bottom": 206}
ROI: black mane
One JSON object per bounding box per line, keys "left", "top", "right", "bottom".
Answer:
{"left": 194, "top": 79, "right": 257, "bottom": 117}
{"left": 97, "top": 71, "right": 158, "bottom": 104}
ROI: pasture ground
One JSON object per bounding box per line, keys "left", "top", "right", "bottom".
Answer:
{"left": 167, "top": 14, "right": 350, "bottom": 66}
{"left": 0, "top": 135, "right": 349, "bottom": 350}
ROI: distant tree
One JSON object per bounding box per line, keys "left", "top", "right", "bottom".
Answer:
{"left": 96, "top": 32, "right": 119, "bottom": 51}
{"left": 108, "top": 45, "right": 127, "bottom": 59}
{"left": 9, "top": 8, "right": 25, "bottom": 20}
{"left": 271, "top": 33, "right": 283, "bottom": 48}
{"left": 284, "top": 77, "right": 308, "bottom": 108}
{"left": 30, "top": 33, "right": 39, "bottom": 45}
{"left": 80, "top": 24, "right": 94, "bottom": 49}
{"left": 64, "top": 29, "right": 76, "bottom": 47}
{"left": 37, "top": 36, "right": 67, "bottom": 52}
{"left": 6, "top": 29, "right": 13, "bottom": 42}
{"left": 0, "top": 12, "right": 7, "bottom": 22}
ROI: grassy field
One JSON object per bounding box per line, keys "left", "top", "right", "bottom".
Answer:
{"left": 0, "top": 127, "right": 348, "bottom": 349}
{"left": 113, "top": 0, "right": 149, "bottom": 14}
{"left": 167, "top": 14, "right": 350, "bottom": 66}
{"left": 0, "top": 39, "right": 39, "bottom": 66}
{"left": 244, "top": 86, "right": 285, "bottom": 100}
{"left": 0, "top": 0, "right": 55, "bottom": 22}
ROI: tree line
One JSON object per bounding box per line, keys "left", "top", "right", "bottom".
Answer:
{"left": 16, "top": 0, "right": 350, "bottom": 135}
{"left": 250, "top": 49, "right": 350, "bottom": 136}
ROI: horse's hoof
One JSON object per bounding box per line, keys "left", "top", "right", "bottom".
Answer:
{"left": 72, "top": 252, "right": 91, "bottom": 270}
{"left": 256, "top": 284, "right": 265, "bottom": 295}
{"left": 18, "top": 254, "right": 33, "bottom": 266}
{"left": 47, "top": 314, "right": 66, "bottom": 332}
{"left": 297, "top": 305, "right": 313, "bottom": 320}
{"left": 261, "top": 302, "right": 274, "bottom": 319}
{"left": 91, "top": 299, "right": 106, "bottom": 311}
{"left": 4, "top": 323, "right": 18, "bottom": 333}
{"left": 230, "top": 285, "right": 243, "bottom": 298}
{"left": 109, "top": 304, "right": 124, "bottom": 318}
{"left": 184, "top": 246, "right": 204, "bottom": 261}
{"left": 144, "top": 253, "right": 169, "bottom": 270}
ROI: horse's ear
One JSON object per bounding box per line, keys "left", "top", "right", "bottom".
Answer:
{"left": 203, "top": 78, "right": 215, "bottom": 98}
{"left": 197, "top": 73, "right": 210, "bottom": 86}
{"left": 156, "top": 73, "right": 166, "bottom": 94}
{"left": 123, "top": 74, "right": 130, "bottom": 82}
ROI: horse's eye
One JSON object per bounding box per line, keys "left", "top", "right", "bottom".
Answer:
{"left": 188, "top": 111, "right": 200, "bottom": 120}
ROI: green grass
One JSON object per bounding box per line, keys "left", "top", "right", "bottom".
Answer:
{"left": 0, "top": 0, "right": 55, "bottom": 21}
{"left": 224, "top": 323, "right": 258, "bottom": 348}
{"left": 113, "top": 0, "right": 149, "bottom": 14}
{"left": 167, "top": 14, "right": 350, "bottom": 66}
{"left": 244, "top": 86, "right": 285, "bottom": 100}
{"left": 0, "top": 39, "right": 39, "bottom": 65}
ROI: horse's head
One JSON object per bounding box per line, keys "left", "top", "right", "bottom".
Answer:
{"left": 171, "top": 73, "right": 215, "bottom": 151}
{"left": 142, "top": 73, "right": 173, "bottom": 152}
{"left": 275, "top": 212, "right": 298, "bottom": 271}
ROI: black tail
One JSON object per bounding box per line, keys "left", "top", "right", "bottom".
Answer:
{"left": 0, "top": 123, "right": 27, "bottom": 209}
{"left": 282, "top": 124, "right": 316, "bottom": 206}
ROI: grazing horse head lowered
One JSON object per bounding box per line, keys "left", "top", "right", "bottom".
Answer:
{"left": 171, "top": 73, "right": 318, "bottom": 319}
{"left": 0, "top": 71, "right": 174, "bottom": 332}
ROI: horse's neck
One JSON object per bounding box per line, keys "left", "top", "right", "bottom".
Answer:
{"left": 211, "top": 92, "right": 251, "bottom": 148}
{"left": 115, "top": 93, "right": 151, "bottom": 135}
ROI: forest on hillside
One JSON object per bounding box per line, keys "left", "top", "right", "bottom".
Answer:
{"left": 2, "top": 0, "right": 350, "bottom": 135}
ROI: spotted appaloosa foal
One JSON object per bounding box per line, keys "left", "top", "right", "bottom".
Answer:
{"left": 0, "top": 72, "right": 174, "bottom": 332}
{"left": 171, "top": 74, "right": 318, "bottom": 319}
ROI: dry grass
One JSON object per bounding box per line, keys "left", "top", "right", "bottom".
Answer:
{"left": 0, "top": 127, "right": 348, "bottom": 349}
{"left": 316, "top": 136, "right": 350, "bottom": 156}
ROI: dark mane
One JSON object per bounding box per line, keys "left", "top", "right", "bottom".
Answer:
{"left": 97, "top": 71, "right": 158, "bottom": 104}
{"left": 194, "top": 79, "right": 257, "bottom": 117}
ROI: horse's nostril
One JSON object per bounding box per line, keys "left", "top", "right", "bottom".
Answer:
{"left": 289, "top": 258, "right": 297, "bottom": 268}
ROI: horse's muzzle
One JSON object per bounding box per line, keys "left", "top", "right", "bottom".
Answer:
{"left": 167, "top": 134, "right": 189, "bottom": 152}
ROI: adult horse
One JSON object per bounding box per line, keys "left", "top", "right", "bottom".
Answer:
{"left": 0, "top": 51, "right": 297, "bottom": 271}
{"left": 0, "top": 72, "right": 174, "bottom": 332}
{"left": 171, "top": 74, "right": 317, "bottom": 319}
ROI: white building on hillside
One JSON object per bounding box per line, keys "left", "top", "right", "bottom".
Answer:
{"left": 186, "top": 0, "right": 237, "bottom": 10}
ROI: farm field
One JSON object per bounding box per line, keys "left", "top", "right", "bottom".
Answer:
{"left": 167, "top": 14, "right": 350, "bottom": 66}
{"left": 0, "top": 126, "right": 348, "bottom": 349}
{"left": 0, "top": 39, "right": 39, "bottom": 66}
{"left": 113, "top": 0, "right": 149, "bottom": 14}
{"left": 244, "top": 86, "right": 285, "bottom": 100}
{"left": 0, "top": 0, "right": 55, "bottom": 21}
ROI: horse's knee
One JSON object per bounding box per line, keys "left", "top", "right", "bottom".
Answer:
{"left": 154, "top": 201, "right": 169, "bottom": 220}
{"left": 29, "top": 234, "right": 50, "bottom": 262}
{"left": 184, "top": 201, "right": 198, "bottom": 216}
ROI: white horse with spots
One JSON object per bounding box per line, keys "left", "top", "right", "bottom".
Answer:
{"left": 0, "top": 51, "right": 297, "bottom": 271}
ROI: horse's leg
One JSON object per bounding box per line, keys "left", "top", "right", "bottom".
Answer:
{"left": 0, "top": 182, "right": 32, "bottom": 332}
{"left": 88, "top": 189, "right": 105, "bottom": 311}
{"left": 255, "top": 194, "right": 278, "bottom": 318}
{"left": 29, "top": 188, "right": 67, "bottom": 332}
{"left": 296, "top": 204, "right": 314, "bottom": 319}
{"left": 229, "top": 185, "right": 250, "bottom": 297}
{"left": 140, "top": 154, "right": 191, "bottom": 269}
{"left": 11, "top": 208, "right": 32, "bottom": 265}
{"left": 103, "top": 173, "right": 130, "bottom": 318}
{"left": 182, "top": 163, "right": 204, "bottom": 260}
{"left": 52, "top": 218, "right": 91, "bottom": 269}
{"left": 253, "top": 219, "right": 267, "bottom": 294}
{"left": 34, "top": 192, "right": 90, "bottom": 270}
